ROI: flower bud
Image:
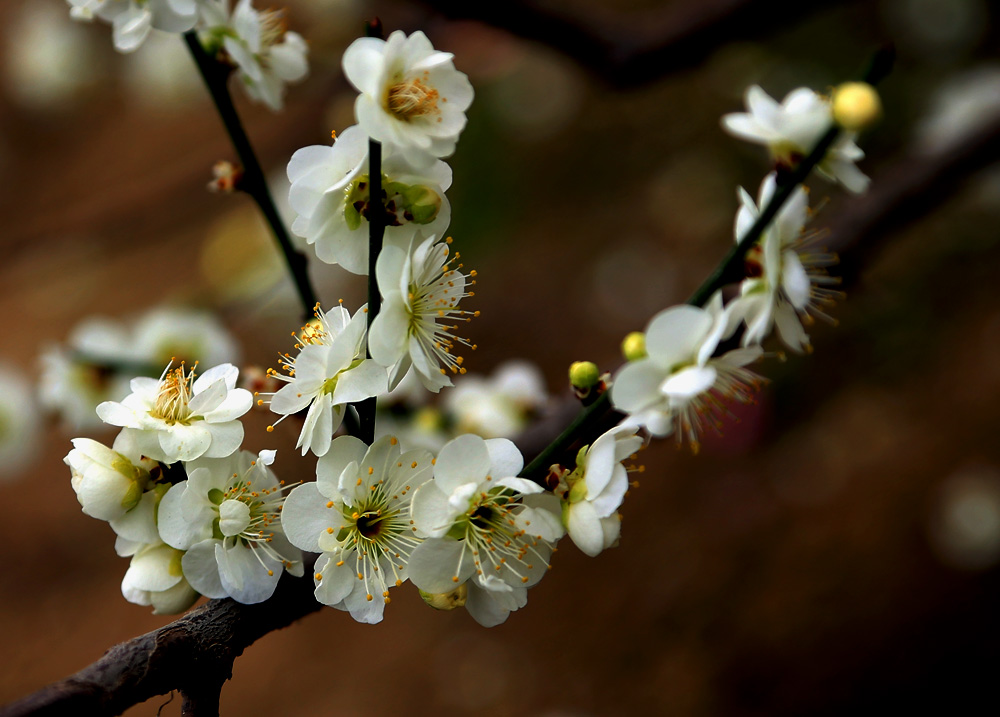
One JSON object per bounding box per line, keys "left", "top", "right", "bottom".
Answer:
{"left": 397, "top": 183, "right": 442, "bottom": 225}
{"left": 66, "top": 438, "right": 152, "bottom": 522}
{"left": 419, "top": 583, "right": 468, "bottom": 610}
{"left": 832, "top": 82, "right": 881, "bottom": 132}
{"left": 569, "top": 361, "right": 600, "bottom": 390}
{"left": 621, "top": 331, "right": 646, "bottom": 361}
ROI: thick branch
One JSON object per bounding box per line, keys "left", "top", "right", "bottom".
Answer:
{"left": 413, "top": 0, "right": 845, "bottom": 87}
{"left": 0, "top": 562, "right": 320, "bottom": 717}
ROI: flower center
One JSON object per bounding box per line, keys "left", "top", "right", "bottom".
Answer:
{"left": 150, "top": 365, "right": 195, "bottom": 425}
{"left": 321, "top": 358, "right": 365, "bottom": 395}
{"left": 386, "top": 75, "right": 440, "bottom": 121}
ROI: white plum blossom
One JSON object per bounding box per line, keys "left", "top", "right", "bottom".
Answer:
{"left": 722, "top": 85, "right": 869, "bottom": 194}
{"left": 407, "top": 434, "right": 563, "bottom": 626}
{"left": 132, "top": 307, "right": 240, "bottom": 368}
{"left": 611, "top": 295, "right": 762, "bottom": 448}
{"left": 444, "top": 360, "right": 548, "bottom": 439}
{"left": 370, "top": 235, "right": 477, "bottom": 391}
{"left": 67, "top": 0, "right": 201, "bottom": 53}
{"left": 157, "top": 449, "right": 303, "bottom": 604}
{"left": 266, "top": 304, "right": 387, "bottom": 457}
{"left": 39, "top": 316, "right": 136, "bottom": 431}
{"left": 557, "top": 426, "right": 642, "bottom": 557}
{"left": 65, "top": 431, "right": 159, "bottom": 522}
{"left": 728, "top": 173, "right": 841, "bottom": 353}
{"left": 287, "top": 125, "right": 453, "bottom": 274}
{"left": 343, "top": 30, "right": 474, "bottom": 166}
{"left": 97, "top": 362, "right": 252, "bottom": 463}
{"left": 0, "top": 364, "right": 42, "bottom": 479}
{"left": 120, "top": 540, "right": 199, "bottom": 614}
{"left": 198, "top": 0, "right": 308, "bottom": 111}
{"left": 281, "top": 435, "right": 433, "bottom": 624}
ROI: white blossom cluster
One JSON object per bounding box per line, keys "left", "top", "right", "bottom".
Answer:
{"left": 68, "top": 359, "right": 304, "bottom": 612}
{"left": 66, "top": 0, "right": 308, "bottom": 110}
{"left": 57, "top": 17, "right": 879, "bottom": 630}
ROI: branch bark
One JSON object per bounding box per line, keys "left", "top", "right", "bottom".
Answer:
{"left": 0, "top": 558, "right": 319, "bottom": 717}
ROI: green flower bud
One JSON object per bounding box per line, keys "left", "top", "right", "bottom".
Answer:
{"left": 569, "top": 361, "right": 600, "bottom": 390}
{"left": 419, "top": 584, "right": 468, "bottom": 610}
{"left": 621, "top": 332, "right": 647, "bottom": 361}
{"left": 398, "top": 184, "right": 442, "bottom": 225}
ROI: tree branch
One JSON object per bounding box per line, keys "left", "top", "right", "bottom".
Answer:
{"left": 411, "top": 0, "right": 846, "bottom": 87}
{"left": 183, "top": 32, "right": 319, "bottom": 321}
{"left": 0, "top": 559, "right": 320, "bottom": 717}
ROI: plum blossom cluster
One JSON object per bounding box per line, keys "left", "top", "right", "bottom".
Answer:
{"left": 68, "top": 360, "right": 303, "bottom": 612}
{"left": 66, "top": 0, "right": 308, "bottom": 110}
{"left": 58, "top": 13, "right": 882, "bottom": 635}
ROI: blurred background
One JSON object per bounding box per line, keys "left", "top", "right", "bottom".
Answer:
{"left": 2, "top": 0, "right": 1000, "bottom": 714}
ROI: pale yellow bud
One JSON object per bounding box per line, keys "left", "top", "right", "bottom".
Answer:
{"left": 621, "top": 331, "right": 647, "bottom": 361}
{"left": 832, "top": 82, "right": 882, "bottom": 132}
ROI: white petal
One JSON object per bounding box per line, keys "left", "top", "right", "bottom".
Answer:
{"left": 407, "top": 538, "right": 475, "bottom": 594}
{"left": 435, "top": 434, "right": 491, "bottom": 494}
{"left": 410, "top": 482, "right": 460, "bottom": 537}
{"left": 216, "top": 541, "right": 281, "bottom": 604}
{"left": 567, "top": 501, "right": 605, "bottom": 557}
{"left": 181, "top": 540, "right": 228, "bottom": 599}
{"left": 484, "top": 438, "right": 524, "bottom": 478}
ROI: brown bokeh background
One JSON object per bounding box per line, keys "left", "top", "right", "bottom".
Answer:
{"left": 3, "top": 0, "right": 1000, "bottom": 714}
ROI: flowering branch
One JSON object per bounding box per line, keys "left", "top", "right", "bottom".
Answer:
{"left": 8, "top": 98, "right": 997, "bottom": 707}
{"left": 520, "top": 48, "right": 893, "bottom": 479}
{"left": 183, "top": 31, "right": 319, "bottom": 320}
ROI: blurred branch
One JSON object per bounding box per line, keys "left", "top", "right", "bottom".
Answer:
{"left": 832, "top": 122, "right": 1000, "bottom": 283}
{"left": 412, "top": 0, "right": 846, "bottom": 87}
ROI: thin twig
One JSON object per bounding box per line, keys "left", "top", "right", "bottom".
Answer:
{"left": 183, "top": 32, "right": 319, "bottom": 320}
{"left": 520, "top": 48, "right": 894, "bottom": 478}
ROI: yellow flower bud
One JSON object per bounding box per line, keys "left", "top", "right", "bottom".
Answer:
{"left": 621, "top": 331, "right": 647, "bottom": 361}
{"left": 569, "top": 361, "right": 600, "bottom": 390}
{"left": 832, "top": 82, "right": 881, "bottom": 132}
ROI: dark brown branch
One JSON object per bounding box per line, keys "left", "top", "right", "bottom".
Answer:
{"left": 412, "top": 0, "right": 846, "bottom": 87}
{"left": 7, "top": 108, "right": 1000, "bottom": 717}
{"left": 0, "top": 559, "right": 319, "bottom": 717}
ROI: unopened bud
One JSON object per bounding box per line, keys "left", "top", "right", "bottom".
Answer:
{"left": 569, "top": 361, "right": 600, "bottom": 390}
{"left": 832, "top": 82, "right": 881, "bottom": 132}
{"left": 419, "top": 584, "right": 468, "bottom": 610}
{"left": 398, "top": 184, "right": 442, "bottom": 225}
{"left": 207, "top": 161, "right": 244, "bottom": 193}
{"left": 621, "top": 332, "right": 646, "bottom": 361}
